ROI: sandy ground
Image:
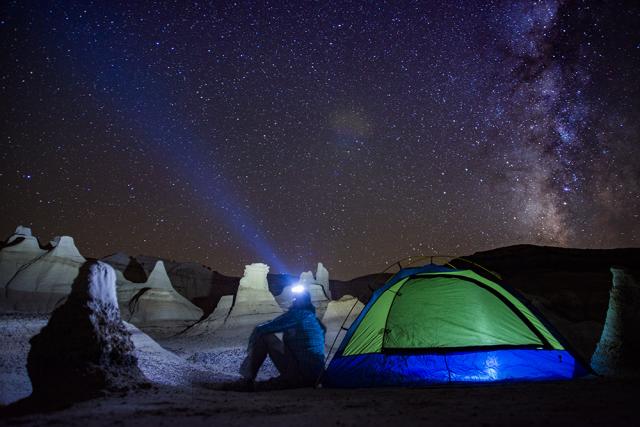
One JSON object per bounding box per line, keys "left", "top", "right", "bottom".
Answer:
{"left": 1, "top": 313, "right": 637, "bottom": 426}
{"left": 2, "top": 377, "right": 638, "bottom": 426}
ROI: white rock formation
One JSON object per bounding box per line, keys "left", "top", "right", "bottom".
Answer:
{"left": 591, "top": 267, "right": 640, "bottom": 376}
{"left": 210, "top": 263, "right": 282, "bottom": 347}
{"left": 116, "top": 260, "right": 203, "bottom": 328}
{"left": 231, "top": 263, "right": 281, "bottom": 314}
{"left": 322, "top": 295, "right": 365, "bottom": 362}
{"left": 1, "top": 234, "right": 85, "bottom": 312}
{"left": 181, "top": 295, "right": 234, "bottom": 337}
{"left": 6, "top": 225, "right": 35, "bottom": 244}
{"left": 299, "top": 268, "right": 330, "bottom": 301}
{"left": 48, "top": 236, "right": 84, "bottom": 259}
{"left": 130, "top": 255, "right": 216, "bottom": 301}
{"left": 299, "top": 270, "right": 315, "bottom": 286}
{"left": 202, "top": 294, "right": 234, "bottom": 330}
{"left": 0, "top": 226, "right": 46, "bottom": 290}
{"left": 316, "top": 262, "right": 330, "bottom": 297}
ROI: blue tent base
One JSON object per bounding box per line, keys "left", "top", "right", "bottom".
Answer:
{"left": 323, "top": 349, "right": 588, "bottom": 388}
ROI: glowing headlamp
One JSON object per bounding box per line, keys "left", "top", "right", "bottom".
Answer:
{"left": 291, "top": 284, "right": 306, "bottom": 294}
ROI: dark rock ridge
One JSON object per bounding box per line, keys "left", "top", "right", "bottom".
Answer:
{"left": 27, "top": 261, "right": 146, "bottom": 402}
{"left": 464, "top": 244, "right": 640, "bottom": 272}
{"left": 463, "top": 245, "right": 640, "bottom": 323}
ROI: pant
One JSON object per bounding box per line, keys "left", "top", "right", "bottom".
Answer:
{"left": 239, "top": 333, "right": 300, "bottom": 381}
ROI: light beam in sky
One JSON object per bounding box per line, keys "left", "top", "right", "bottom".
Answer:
{"left": 44, "top": 5, "right": 289, "bottom": 273}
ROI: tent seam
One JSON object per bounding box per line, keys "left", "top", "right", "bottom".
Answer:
{"left": 381, "top": 278, "right": 411, "bottom": 350}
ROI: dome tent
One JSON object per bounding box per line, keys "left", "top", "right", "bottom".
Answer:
{"left": 323, "top": 264, "right": 588, "bottom": 387}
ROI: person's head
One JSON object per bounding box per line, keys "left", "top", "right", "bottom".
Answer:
{"left": 291, "top": 289, "right": 314, "bottom": 311}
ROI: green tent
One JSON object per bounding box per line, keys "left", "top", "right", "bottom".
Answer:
{"left": 323, "top": 264, "right": 588, "bottom": 387}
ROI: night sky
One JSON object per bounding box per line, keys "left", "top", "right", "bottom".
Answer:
{"left": 1, "top": 1, "right": 639, "bottom": 279}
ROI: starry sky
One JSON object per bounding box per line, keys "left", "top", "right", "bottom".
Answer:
{"left": 1, "top": 1, "right": 639, "bottom": 279}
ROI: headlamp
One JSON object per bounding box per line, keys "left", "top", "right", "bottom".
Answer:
{"left": 291, "top": 284, "right": 306, "bottom": 294}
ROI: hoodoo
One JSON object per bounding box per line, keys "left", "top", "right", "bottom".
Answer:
{"left": 591, "top": 267, "right": 640, "bottom": 376}
{"left": 115, "top": 260, "right": 203, "bottom": 327}
{"left": 27, "top": 261, "right": 146, "bottom": 401}
{"left": 0, "top": 226, "right": 46, "bottom": 291}
{"left": 210, "top": 263, "right": 282, "bottom": 347}
{"left": 1, "top": 233, "right": 85, "bottom": 312}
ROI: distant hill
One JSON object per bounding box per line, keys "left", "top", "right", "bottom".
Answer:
{"left": 460, "top": 245, "right": 640, "bottom": 321}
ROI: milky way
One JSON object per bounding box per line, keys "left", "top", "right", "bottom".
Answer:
{"left": 1, "top": 1, "right": 639, "bottom": 279}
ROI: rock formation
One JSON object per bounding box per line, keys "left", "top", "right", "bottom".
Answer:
{"left": 210, "top": 263, "right": 282, "bottom": 347}
{"left": 101, "top": 252, "right": 147, "bottom": 282}
{"left": 178, "top": 295, "right": 234, "bottom": 339}
{"left": 132, "top": 255, "right": 217, "bottom": 302}
{"left": 116, "top": 260, "right": 203, "bottom": 328}
{"left": 1, "top": 232, "right": 85, "bottom": 312}
{"left": 299, "top": 268, "right": 330, "bottom": 302}
{"left": 300, "top": 263, "right": 332, "bottom": 300}
{"left": 0, "top": 226, "right": 46, "bottom": 291}
{"left": 316, "top": 262, "right": 331, "bottom": 297}
{"left": 27, "top": 261, "right": 146, "bottom": 402}
{"left": 299, "top": 270, "right": 315, "bottom": 286}
{"left": 233, "top": 263, "right": 278, "bottom": 309}
{"left": 591, "top": 267, "right": 640, "bottom": 376}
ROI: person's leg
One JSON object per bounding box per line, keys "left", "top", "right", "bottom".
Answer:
{"left": 240, "top": 332, "right": 299, "bottom": 381}
{"left": 239, "top": 332, "right": 271, "bottom": 380}
{"left": 254, "top": 335, "right": 303, "bottom": 390}
{"left": 262, "top": 334, "right": 299, "bottom": 379}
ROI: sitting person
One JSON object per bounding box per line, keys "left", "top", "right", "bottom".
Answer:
{"left": 238, "top": 288, "right": 326, "bottom": 389}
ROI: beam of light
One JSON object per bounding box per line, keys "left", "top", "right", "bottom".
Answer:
{"left": 30, "top": 5, "right": 289, "bottom": 273}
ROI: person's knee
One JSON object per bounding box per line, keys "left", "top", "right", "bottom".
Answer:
{"left": 252, "top": 332, "right": 277, "bottom": 345}
{"left": 261, "top": 333, "right": 279, "bottom": 344}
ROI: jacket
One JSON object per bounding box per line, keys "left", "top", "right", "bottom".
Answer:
{"left": 254, "top": 306, "right": 326, "bottom": 381}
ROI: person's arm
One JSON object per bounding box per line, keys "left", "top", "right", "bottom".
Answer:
{"left": 254, "top": 310, "right": 299, "bottom": 336}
